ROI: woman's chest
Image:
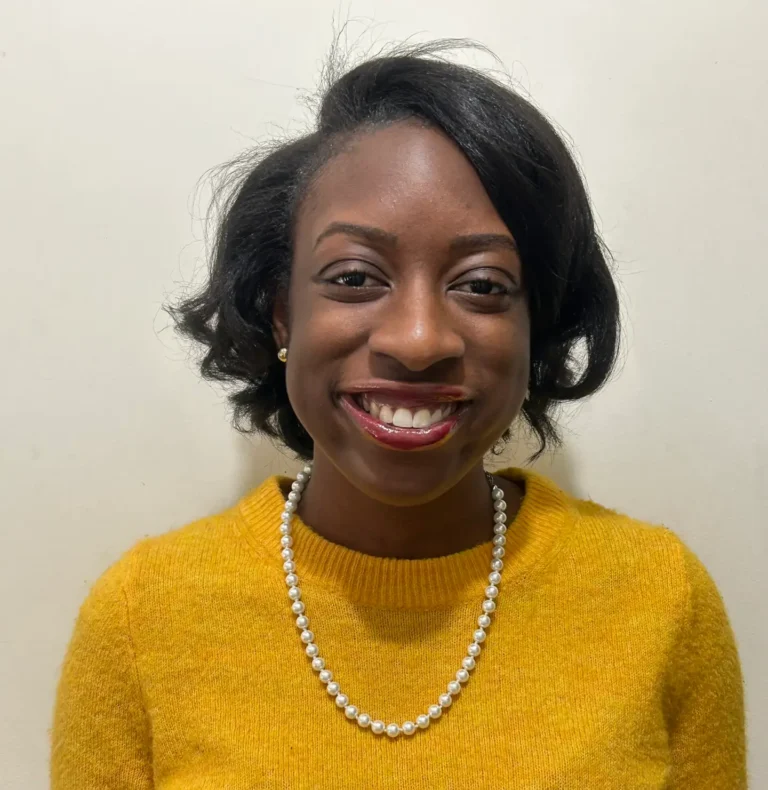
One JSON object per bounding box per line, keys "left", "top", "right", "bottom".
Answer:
{"left": 140, "top": 633, "right": 672, "bottom": 789}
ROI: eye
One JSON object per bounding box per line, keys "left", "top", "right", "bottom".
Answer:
{"left": 322, "top": 262, "right": 389, "bottom": 290}
{"left": 330, "top": 270, "right": 378, "bottom": 288}
{"left": 317, "top": 263, "right": 389, "bottom": 302}
{"left": 451, "top": 278, "right": 512, "bottom": 296}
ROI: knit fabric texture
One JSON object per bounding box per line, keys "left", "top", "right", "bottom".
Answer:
{"left": 51, "top": 468, "right": 746, "bottom": 789}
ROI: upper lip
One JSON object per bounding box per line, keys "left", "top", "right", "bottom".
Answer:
{"left": 340, "top": 381, "right": 473, "bottom": 406}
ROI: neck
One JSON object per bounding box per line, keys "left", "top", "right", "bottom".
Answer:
{"left": 296, "top": 451, "right": 521, "bottom": 559}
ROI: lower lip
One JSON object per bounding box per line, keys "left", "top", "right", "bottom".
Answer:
{"left": 339, "top": 395, "right": 463, "bottom": 451}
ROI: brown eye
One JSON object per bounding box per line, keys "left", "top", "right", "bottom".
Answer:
{"left": 333, "top": 271, "right": 369, "bottom": 288}
{"left": 453, "top": 278, "right": 510, "bottom": 296}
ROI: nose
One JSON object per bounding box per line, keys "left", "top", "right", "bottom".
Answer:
{"left": 368, "top": 282, "right": 465, "bottom": 372}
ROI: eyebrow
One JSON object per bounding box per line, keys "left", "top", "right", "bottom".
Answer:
{"left": 313, "top": 223, "right": 398, "bottom": 250}
{"left": 448, "top": 233, "right": 518, "bottom": 256}
{"left": 313, "top": 222, "right": 518, "bottom": 256}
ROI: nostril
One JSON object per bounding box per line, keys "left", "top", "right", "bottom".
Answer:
{"left": 369, "top": 333, "right": 465, "bottom": 372}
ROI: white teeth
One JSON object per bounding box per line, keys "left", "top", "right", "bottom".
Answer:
{"left": 412, "top": 409, "right": 432, "bottom": 428}
{"left": 359, "top": 398, "right": 461, "bottom": 428}
{"left": 392, "top": 408, "right": 414, "bottom": 428}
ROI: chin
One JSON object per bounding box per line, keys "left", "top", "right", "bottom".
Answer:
{"left": 341, "top": 448, "right": 475, "bottom": 506}
{"left": 332, "top": 417, "right": 486, "bottom": 506}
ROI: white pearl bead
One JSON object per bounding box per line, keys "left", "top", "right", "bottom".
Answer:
{"left": 277, "top": 464, "right": 513, "bottom": 736}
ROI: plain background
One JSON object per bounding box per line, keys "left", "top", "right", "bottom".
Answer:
{"left": 1, "top": 0, "right": 766, "bottom": 786}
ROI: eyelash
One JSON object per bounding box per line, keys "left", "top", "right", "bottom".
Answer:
{"left": 452, "top": 278, "right": 512, "bottom": 296}
{"left": 327, "top": 268, "right": 512, "bottom": 296}
{"left": 329, "top": 271, "right": 382, "bottom": 288}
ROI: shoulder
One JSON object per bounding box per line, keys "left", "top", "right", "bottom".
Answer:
{"left": 570, "top": 489, "right": 702, "bottom": 593}
{"left": 91, "top": 475, "right": 284, "bottom": 608}
{"left": 567, "top": 487, "right": 731, "bottom": 636}
{"left": 512, "top": 468, "right": 719, "bottom": 616}
{"left": 575, "top": 492, "right": 704, "bottom": 570}
{"left": 545, "top": 476, "right": 735, "bottom": 660}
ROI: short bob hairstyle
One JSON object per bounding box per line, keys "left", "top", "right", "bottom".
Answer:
{"left": 172, "top": 42, "right": 620, "bottom": 460}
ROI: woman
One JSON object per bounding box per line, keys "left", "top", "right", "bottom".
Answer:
{"left": 52, "top": 45, "right": 746, "bottom": 788}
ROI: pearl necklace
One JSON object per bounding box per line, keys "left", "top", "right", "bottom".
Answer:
{"left": 279, "top": 465, "right": 508, "bottom": 738}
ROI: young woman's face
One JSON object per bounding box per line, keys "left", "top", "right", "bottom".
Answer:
{"left": 277, "top": 121, "right": 530, "bottom": 504}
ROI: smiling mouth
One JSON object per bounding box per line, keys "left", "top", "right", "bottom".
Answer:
{"left": 339, "top": 392, "right": 468, "bottom": 450}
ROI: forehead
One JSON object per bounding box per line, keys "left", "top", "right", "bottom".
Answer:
{"left": 296, "top": 122, "right": 509, "bottom": 245}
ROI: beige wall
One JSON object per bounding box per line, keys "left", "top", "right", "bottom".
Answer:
{"left": 1, "top": 0, "right": 765, "bottom": 785}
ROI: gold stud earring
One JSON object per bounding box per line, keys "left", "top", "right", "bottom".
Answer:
{"left": 277, "top": 348, "right": 288, "bottom": 363}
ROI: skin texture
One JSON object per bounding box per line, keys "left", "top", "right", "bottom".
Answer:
{"left": 273, "top": 121, "right": 529, "bottom": 558}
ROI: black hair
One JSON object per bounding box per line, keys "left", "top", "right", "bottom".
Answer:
{"left": 171, "top": 41, "right": 620, "bottom": 460}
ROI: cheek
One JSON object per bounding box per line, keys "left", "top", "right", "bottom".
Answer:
{"left": 282, "top": 298, "right": 362, "bottom": 428}
{"left": 289, "top": 298, "right": 367, "bottom": 371}
{"left": 472, "top": 303, "right": 530, "bottom": 372}
{"left": 469, "top": 309, "right": 530, "bottom": 419}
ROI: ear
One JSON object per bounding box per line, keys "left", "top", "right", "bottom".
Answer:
{"left": 272, "top": 288, "right": 289, "bottom": 350}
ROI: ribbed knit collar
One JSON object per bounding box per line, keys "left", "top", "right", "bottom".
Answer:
{"left": 238, "top": 468, "right": 573, "bottom": 609}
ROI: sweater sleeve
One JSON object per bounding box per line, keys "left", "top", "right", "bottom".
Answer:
{"left": 51, "top": 554, "right": 153, "bottom": 789}
{"left": 665, "top": 540, "right": 746, "bottom": 789}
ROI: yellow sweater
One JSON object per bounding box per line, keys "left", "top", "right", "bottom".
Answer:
{"left": 52, "top": 469, "right": 746, "bottom": 789}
